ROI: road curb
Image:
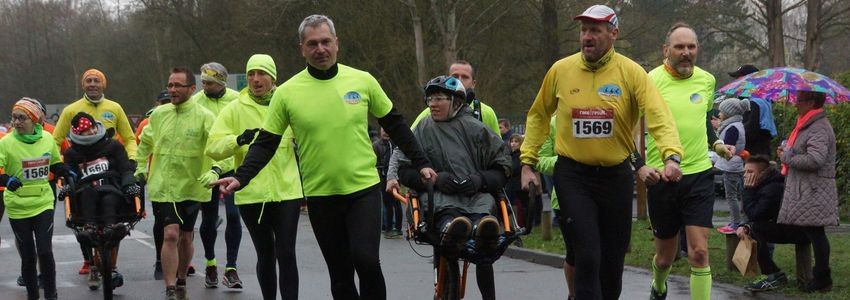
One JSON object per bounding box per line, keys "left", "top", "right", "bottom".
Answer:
{"left": 504, "top": 245, "right": 783, "bottom": 299}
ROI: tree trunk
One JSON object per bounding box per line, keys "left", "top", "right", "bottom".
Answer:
{"left": 766, "top": 0, "right": 786, "bottom": 67}
{"left": 804, "top": 0, "right": 821, "bottom": 70}
{"left": 412, "top": 14, "right": 426, "bottom": 86}
{"left": 541, "top": 0, "right": 559, "bottom": 68}
{"left": 444, "top": 7, "right": 458, "bottom": 67}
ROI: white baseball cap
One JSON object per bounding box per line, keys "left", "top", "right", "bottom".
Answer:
{"left": 574, "top": 5, "right": 618, "bottom": 28}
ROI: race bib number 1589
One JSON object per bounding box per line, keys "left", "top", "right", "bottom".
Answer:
{"left": 572, "top": 108, "right": 614, "bottom": 138}
{"left": 21, "top": 157, "right": 50, "bottom": 181}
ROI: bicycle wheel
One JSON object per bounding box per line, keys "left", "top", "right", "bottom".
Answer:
{"left": 437, "top": 258, "right": 461, "bottom": 300}
{"left": 100, "top": 245, "right": 113, "bottom": 300}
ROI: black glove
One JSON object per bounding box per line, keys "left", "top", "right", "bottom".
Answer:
{"left": 123, "top": 184, "right": 142, "bottom": 198}
{"left": 0, "top": 174, "right": 22, "bottom": 192}
{"left": 435, "top": 172, "right": 459, "bottom": 194}
{"left": 57, "top": 184, "right": 71, "bottom": 200}
{"left": 237, "top": 128, "right": 260, "bottom": 146}
{"left": 457, "top": 173, "right": 484, "bottom": 196}
{"left": 134, "top": 172, "right": 146, "bottom": 185}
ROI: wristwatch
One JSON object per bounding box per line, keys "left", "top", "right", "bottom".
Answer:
{"left": 665, "top": 154, "right": 681, "bottom": 165}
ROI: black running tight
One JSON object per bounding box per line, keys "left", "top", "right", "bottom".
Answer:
{"left": 240, "top": 200, "right": 301, "bottom": 300}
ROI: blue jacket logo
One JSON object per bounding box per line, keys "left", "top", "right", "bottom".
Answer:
{"left": 343, "top": 91, "right": 362, "bottom": 104}
{"left": 101, "top": 112, "right": 116, "bottom": 121}
{"left": 690, "top": 93, "right": 704, "bottom": 104}
{"left": 597, "top": 84, "right": 622, "bottom": 101}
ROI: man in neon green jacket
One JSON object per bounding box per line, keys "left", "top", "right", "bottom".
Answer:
{"left": 190, "top": 62, "right": 241, "bottom": 288}
{"left": 54, "top": 69, "right": 137, "bottom": 160}
{"left": 136, "top": 67, "right": 220, "bottom": 300}
{"left": 206, "top": 54, "right": 304, "bottom": 299}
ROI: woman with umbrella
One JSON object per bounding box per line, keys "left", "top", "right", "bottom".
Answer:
{"left": 776, "top": 90, "right": 838, "bottom": 293}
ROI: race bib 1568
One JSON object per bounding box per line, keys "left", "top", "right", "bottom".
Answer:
{"left": 572, "top": 108, "right": 614, "bottom": 138}
{"left": 21, "top": 157, "right": 50, "bottom": 181}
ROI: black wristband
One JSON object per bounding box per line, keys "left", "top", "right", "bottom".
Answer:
{"left": 212, "top": 166, "right": 223, "bottom": 176}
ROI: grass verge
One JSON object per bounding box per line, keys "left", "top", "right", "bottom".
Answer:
{"left": 520, "top": 219, "right": 848, "bottom": 299}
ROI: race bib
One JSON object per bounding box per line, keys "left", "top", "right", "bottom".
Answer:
{"left": 21, "top": 157, "right": 50, "bottom": 181}
{"left": 80, "top": 157, "right": 110, "bottom": 177}
{"left": 572, "top": 108, "right": 614, "bottom": 138}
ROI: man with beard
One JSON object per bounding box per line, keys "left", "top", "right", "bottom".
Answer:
{"left": 137, "top": 67, "right": 220, "bottom": 300}
{"left": 520, "top": 5, "right": 683, "bottom": 299}
{"left": 643, "top": 23, "right": 732, "bottom": 300}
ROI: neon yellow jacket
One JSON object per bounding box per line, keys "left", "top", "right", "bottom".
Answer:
{"left": 136, "top": 98, "right": 216, "bottom": 203}
{"left": 521, "top": 51, "right": 683, "bottom": 167}
{"left": 534, "top": 117, "right": 560, "bottom": 210}
{"left": 191, "top": 88, "right": 238, "bottom": 172}
{"left": 191, "top": 88, "right": 239, "bottom": 117}
{"left": 54, "top": 97, "right": 137, "bottom": 159}
{"left": 206, "top": 89, "right": 303, "bottom": 205}
{"left": 0, "top": 131, "right": 61, "bottom": 219}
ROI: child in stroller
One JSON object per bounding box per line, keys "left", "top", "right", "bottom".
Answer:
{"left": 60, "top": 112, "right": 142, "bottom": 290}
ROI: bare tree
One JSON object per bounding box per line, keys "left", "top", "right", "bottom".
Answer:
{"left": 400, "top": 0, "right": 427, "bottom": 86}
{"left": 429, "top": 0, "right": 510, "bottom": 67}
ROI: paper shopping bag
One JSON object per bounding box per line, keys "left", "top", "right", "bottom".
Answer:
{"left": 733, "top": 235, "right": 759, "bottom": 277}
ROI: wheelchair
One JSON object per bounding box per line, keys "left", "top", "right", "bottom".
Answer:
{"left": 60, "top": 171, "right": 144, "bottom": 300}
{"left": 392, "top": 182, "right": 537, "bottom": 300}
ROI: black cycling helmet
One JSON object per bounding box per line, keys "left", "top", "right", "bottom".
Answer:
{"left": 424, "top": 75, "right": 467, "bottom": 105}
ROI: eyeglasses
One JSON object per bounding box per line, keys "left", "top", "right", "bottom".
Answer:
{"left": 167, "top": 83, "right": 193, "bottom": 89}
{"left": 426, "top": 95, "right": 452, "bottom": 103}
{"left": 11, "top": 114, "right": 29, "bottom": 122}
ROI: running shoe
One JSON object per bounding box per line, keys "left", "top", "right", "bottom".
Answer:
{"left": 89, "top": 265, "right": 101, "bottom": 290}
{"left": 716, "top": 224, "right": 737, "bottom": 234}
{"left": 176, "top": 284, "right": 188, "bottom": 300}
{"left": 165, "top": 286, "right": 178, "bottom": 300}
{"left": 16, "top": 274, "right": 43, "bottom": 287}
{"left": 222, "top": 268, "right": 243, "bottom": 289}
{"left": 474, "top": 216, "right": 501, "bottom": 255}
{"left": 204, "top": 265, "right": 218, "bottom": 288}
{"left": 187, "top": 263, "right": 196, "bottom": 275}
{"left": 112, "top": 271, "right": 124, "bottom": 288}
{"left": 440, "top": 216, "right": 472, "bottom": 258}
{"left": 79, "top": 260, "right": 91, "bottom": 274}
{"left": 746, "top": 272, "right": 787, "bottom": 292}
{"left": 649, "top": 283, "right": 667, "bottom": 300}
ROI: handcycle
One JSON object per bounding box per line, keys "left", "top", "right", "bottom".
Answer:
{"left": 392, "top": 182, "right": 537, "bottom": 300}
{"left": 59, "top": 171, "right": 144, "bottom": 300}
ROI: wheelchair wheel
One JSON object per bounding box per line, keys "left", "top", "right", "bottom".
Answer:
{"left": 100, "top": 246, "right": 113, "bottom": 300}
{"left": 435, "top": 256, "right": 461, "bottom": 300}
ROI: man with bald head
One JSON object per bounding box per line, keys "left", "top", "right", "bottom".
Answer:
{"left": 643, "top": 23, "right": 728, "bottom": 300}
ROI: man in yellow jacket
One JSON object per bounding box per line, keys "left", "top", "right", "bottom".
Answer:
{"left": 206, "top": 54, "right": 304, "bottom": 300}
{"left": 137, "top": 67, "right": 220, "bottom": 300}
{"left": 54, "top": 69, "right": 137, "bottom": 160}
{"left": 53, "top": 68, "right": 137, "bottom": 277}
{"left": 520, "top": 5, "right": 683, "bottom": 299}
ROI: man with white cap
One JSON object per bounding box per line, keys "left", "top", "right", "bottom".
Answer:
{"left": 520, "top": 4, "right": 683, "bottom": 299}
{"left": 189, "top": 62, "right": 243, "bottom": 289}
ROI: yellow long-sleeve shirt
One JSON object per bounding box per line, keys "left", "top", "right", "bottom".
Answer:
{"left": 521, "top": 51, "right": 683, "bottom": 167}
{"left": 53, "top": 97, "right": 138, "bottom": 160}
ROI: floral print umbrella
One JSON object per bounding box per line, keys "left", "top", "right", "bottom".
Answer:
{"left": 717, "top": 67, "right": 850, "bottom": 104}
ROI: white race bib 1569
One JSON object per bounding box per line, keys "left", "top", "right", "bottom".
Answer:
{"left": 572, "top": 108, "right": 614, "bottom": 138}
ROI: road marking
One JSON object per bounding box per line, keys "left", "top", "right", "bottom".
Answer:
{"left": 0, "top": 231, "right": 153, "bottom": 250}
